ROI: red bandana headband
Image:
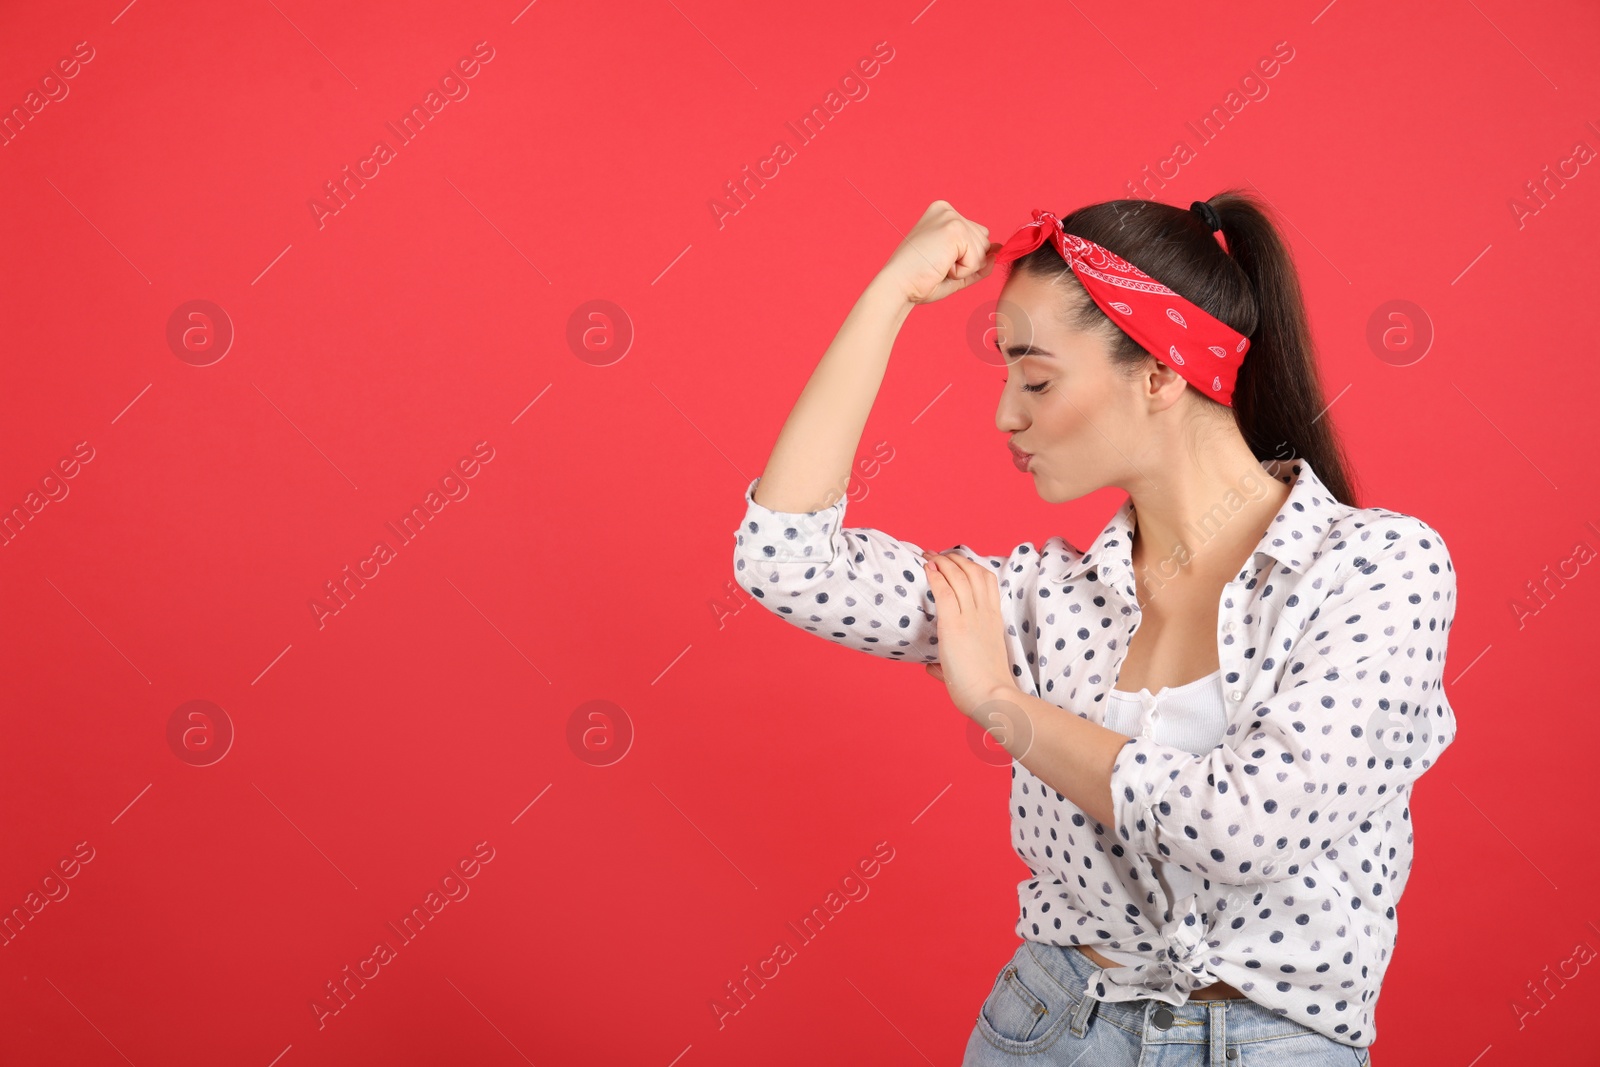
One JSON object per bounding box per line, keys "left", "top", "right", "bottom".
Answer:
{"left": 992, "top": 209, "right": 1251, "bottom": 407}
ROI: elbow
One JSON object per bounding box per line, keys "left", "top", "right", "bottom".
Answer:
{"left": 731, "top": 552, "right": 830, "bottom": 622}
{"left": 731, "top": 557, "right": 792, "bottom": 618}
{"left": 732, "top": 554, "right": 760, "bottom": 599}
{"left": 731, "top": 521, "right": 826, "bottom": 604}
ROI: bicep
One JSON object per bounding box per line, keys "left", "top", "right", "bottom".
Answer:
{"left": 732, "top": 476, "right": 1009, "bottom": 662}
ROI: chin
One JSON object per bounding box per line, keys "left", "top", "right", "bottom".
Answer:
{"left": 1030, "top": 471, "right": 1081, "bottom": 506}
{"left": 1029, "top": 474, "right": 1065, "bottom": 504}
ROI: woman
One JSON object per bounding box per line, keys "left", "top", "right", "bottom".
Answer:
{"left": 731, "top": 196, "right": 1456, "bottom": 1065}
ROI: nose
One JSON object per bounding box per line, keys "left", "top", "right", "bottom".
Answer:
{"left": 996, "top": 388, "right": 1028, "bottom": 434}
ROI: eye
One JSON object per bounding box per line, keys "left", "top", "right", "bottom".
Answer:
{"left": 999, "top": 376, "right": 1051, "bottom": 394}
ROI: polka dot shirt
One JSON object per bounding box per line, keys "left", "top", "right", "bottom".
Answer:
{"left": 731, "top": 457, "right": 1458, "bottom": 1049}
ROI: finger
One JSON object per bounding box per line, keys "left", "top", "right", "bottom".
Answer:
{"left": 949, "top": 223, "right": 985, "bottom": 277}
{"left": 963, "top": 554, "right": 1001, "bottom": 612}
{"left": 939, "top": 549, "right": 983, "bottom": 586}
{"left": 974, "top": 241, "right": 1003, "bottom": 281}
{"left": 923, "top": 554, "right": 961, "bottom": 611}
{"left": 953, "top": 226, "right": 996, "bottom": 286}
{"left": 928, "top": 551, "right": 977, "bottom": 615}
{"left": 945, "top": 553, "right": 990, "bottom": 613}
{"left": 969, "top": 220, "right": 993, "bottom": 261}
{"left": 947, "top": 551, "right": 1003, "bottom": 616}
{"left": 964, "top": 222, "right": 994, "bottom": 274}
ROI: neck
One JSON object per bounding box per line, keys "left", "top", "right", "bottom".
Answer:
{"left": 1125, "top": 442, "right": 1290, "bottom": 604}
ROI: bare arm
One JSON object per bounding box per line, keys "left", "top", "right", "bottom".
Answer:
{"left": 751, "top": 274, "right": 913, "bottom": 514}
{"left": 977, "top": 684, "right": 1127, "bottom": 827}
{"left": 751, "top": 200, "right": 998, "bottom": 515}
{"left": 732, "top": 201, "right": 1004, "bottom": 662}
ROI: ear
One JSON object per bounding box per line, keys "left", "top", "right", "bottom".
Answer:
{"left": 1144, "top": 358, "right": 1189, "bottom": 412}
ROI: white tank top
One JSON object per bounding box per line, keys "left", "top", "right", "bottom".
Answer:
{"left": 1094, "top": 668, "right": 1227, "bottom": 969}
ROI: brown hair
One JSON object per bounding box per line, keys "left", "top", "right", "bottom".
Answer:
{"left": 1006, "top": 190, "right": 1359, "bottom": 507}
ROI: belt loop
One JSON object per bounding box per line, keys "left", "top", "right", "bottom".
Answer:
{"left": 1208, "top": 999, "right": 1227, "bottom": 1065}
{"left": 1068, "top": 981, "right": 1098, "bottom": 1038}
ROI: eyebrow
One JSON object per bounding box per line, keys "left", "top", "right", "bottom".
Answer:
{"left": 993, "top": 340, "right": 1057, "bottom": 361}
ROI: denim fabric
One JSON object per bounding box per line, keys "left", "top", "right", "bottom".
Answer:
{"left": 963, "top": 940, "right": 1372, "bottom": 1066}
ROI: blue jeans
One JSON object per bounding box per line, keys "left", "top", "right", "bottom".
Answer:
{"left": 962, "top": 940, "right": 1372, "bottom": 1066}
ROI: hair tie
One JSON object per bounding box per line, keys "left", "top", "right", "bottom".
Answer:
{"left": 993, "top": 209, "right": 1249, "bottom": 406}
{"left": 1191, "top": 199, "right": 1229, "bottom": 254}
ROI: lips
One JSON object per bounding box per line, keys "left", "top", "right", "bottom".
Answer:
{"left": 1009, "top": 445, "right": 1033, "bottom": 472}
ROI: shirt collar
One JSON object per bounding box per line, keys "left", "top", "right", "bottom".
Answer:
{"left": 1046, "top": 456, "right": 1347, "bottom": 588}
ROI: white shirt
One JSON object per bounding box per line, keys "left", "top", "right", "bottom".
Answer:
{"left": 1096, "top": 672, "right": 1227, "bottom": 969}
{"left": 731, "top": 456, "right": 1458, "bottom": 1049}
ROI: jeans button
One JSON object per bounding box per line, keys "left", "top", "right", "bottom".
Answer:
{"left": 1152, "top": 1006, "right": 1174, "bottom": 1030}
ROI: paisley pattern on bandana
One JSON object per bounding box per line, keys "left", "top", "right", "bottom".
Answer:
{"left": 994, "top": 209, "right": 1250, "bottom": 406}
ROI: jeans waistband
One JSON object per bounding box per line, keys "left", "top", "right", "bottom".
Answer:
{"left": 1041, "top": 939, "right": 1319, "bottom": 1041}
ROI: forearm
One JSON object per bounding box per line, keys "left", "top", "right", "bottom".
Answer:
{"left": 751, "top": 273, "right": 914, "bottom": 514}
{"left": 975, "top": 684, "right": 1127, "bottom": 829}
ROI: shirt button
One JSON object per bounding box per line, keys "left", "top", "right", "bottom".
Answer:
{"left": 1223, "top": 621, "right": 1237, "bottom": 633}
{"left": 1230, "top": 690, "right": 1243, "bottom": 702}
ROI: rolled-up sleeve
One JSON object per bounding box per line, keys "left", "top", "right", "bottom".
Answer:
{"left": 732, "top": 475, "right": 1009, "bottom": 663}
{"left": 1110, "top": 517, "right": 1458, "bottom": 883}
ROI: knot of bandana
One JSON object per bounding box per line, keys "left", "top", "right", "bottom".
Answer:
{"left": 993, "top": 208, "right": 1251, "bottom": 407}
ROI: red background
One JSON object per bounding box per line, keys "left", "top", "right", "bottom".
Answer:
{"left": 1, "top": 0, "right": 1596, "bottom": 1064}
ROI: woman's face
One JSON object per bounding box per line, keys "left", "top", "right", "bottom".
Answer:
{"left": 992, "top": 269, "right": 1156, "bottom": 504}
